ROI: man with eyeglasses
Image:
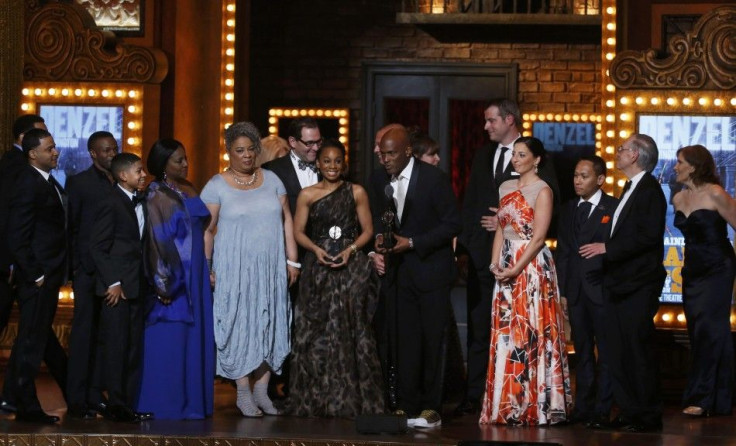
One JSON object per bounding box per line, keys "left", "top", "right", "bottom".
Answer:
{"left": 261, "top": 116, "right": 322, "bottom": 400}
{"left": 579, "top": 133, "right": 666, "bottom": 433}
{"left": 262, "top": 117, "right": 322, "bottom": 216}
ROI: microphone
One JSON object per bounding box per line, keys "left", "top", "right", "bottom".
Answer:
{"left": 381, "top": 184, "right": 396, "bottom": 249}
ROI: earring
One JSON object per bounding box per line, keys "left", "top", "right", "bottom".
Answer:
{"left": 163, "top": 172, "right": 168, "bottom": 181}
{"left": 534, "top": 164, "right": 538, "bottom": 174}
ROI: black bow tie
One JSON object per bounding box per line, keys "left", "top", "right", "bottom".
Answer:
{"left": 297, "top": 159, "right": 317, "bottom": 173}
{"left": 133, "top": 194, "right": 145, "bottom": 205}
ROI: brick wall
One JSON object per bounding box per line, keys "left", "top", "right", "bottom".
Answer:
{"left": 247, "top": 0, "right": 601, "bottom": 177}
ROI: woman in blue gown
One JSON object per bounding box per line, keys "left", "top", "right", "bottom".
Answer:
{"left": 136, "top": 139, "right": 215, "bottom": 419}
{"left": 672, "top": 144, "right": 736, "bottom": 417}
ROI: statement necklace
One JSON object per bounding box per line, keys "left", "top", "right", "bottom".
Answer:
{"left": 230, "top": 168, "right": 257, "bottom": 186}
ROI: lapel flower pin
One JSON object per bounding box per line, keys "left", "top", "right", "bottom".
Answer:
{"left": 601, "top": 215, "right": 611, "bottom": 224}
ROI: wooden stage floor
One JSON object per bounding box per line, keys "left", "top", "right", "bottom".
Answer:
{"left": 0, "top": 375, "right": 734, "bottom": 446}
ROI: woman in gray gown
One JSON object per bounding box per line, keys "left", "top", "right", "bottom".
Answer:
{"left": 202, "top": 122, "right": 299, "bottom": 417}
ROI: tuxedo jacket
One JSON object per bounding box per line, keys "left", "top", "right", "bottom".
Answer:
{"left": 458, "top": 141, "right": 560, "bottom": 269}
{"left": 66, "top": 165, "right": 115, "bottom": 275}
{"left": 555, "top": 192, "right": 618, "bottom": 305}
{"left": 89, "top": 187, "right": 147, "bottom": 299}
{"left": 0, "top": 146, "right": 28, "bottom": 273}
{"left": 262, "top": 154, "right": 301, "bottom": 216}
{"left": 7, "top": 164, "right": 68, "bottom": 284}
{"left": 604, "top": 173, "right": 667, "bottom": 294}
{"left": 369, "top": 161, "right": 461, "bottom": 291}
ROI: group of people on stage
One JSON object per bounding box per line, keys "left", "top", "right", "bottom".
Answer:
{"left": 0, "top": 97, "right": 734, "bottom": 431}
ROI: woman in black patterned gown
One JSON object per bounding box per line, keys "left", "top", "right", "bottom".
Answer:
{"left": 288, "top": 139, "right": 384, "bottom": 417}
{"left": 672, "top": 144, "right": 736, "bottom": 417}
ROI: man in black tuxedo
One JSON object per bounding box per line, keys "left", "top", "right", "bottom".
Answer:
{"left": 455, "top": 98, "right": 559, "bottom": 415}
{"left": 5, "top": 128, "right": 68, "bottom": 423}
{"left": 580, "top": 134, "right": 666, "bottom": 433}
{"left": 261, "top": 117, "right": 321, "bottom": 398}
{"left": 555, "top": 155, "right": 617, "bottom": 427}
{"left": 65, "top": 131, "right": 118, "bottom": 418}
{"left": 370, "top": 126, "right": 461, "bottom": 428}
{"left": 89, "top": 153, "right": 151, "bottom": 423}
{"left": 0, "top": 115, "right": 47, "bottom": 336}
{"left": 262, "top": 117, "right": 322, "bottom": 215}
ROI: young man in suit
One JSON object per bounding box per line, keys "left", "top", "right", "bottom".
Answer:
{"left": 580, "top": 134, "right": 666, "bottom": 433}
{"left": 262, "top": 117, "right": 322, "bottom": 215}
{"left": 371, "top": 126, "right": 461, "bottom": 428}
{"left": 5, "top": 128, "right": 68, "bottom": 423}
{"left": 0, "top": 115, "right": 47, "bottom": 337}
{"left": 555, "top": 155, "right": 617, "bottom": 427}
{"left": 65, "top": 131, "right": 118, "bottom": 418}
{"left": 455, "top": 98, "right": 560, "bottom": 415}
{"left": 89, "top": 153, "right": 152, "bottom": 423}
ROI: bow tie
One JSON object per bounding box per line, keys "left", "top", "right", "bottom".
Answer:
{"left": 297, "top": 159, "right": 317, "bottom": 173}
{"left": 133, "top": 194, "right": 145, "bottom": 205}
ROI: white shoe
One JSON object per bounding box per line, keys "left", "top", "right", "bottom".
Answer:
{"left": 412, "top": 409, "right": 442, "bottom": 428}
{"left": 406, "top": 417, "right": 418, "bottom": 427}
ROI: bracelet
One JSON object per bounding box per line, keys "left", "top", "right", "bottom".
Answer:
{"left": 206, "top": 258, "right": 213, "bottom": 272}
{"left": 349, "top": 243, "right": 358, "bottom": 255}
{"left": 489, "top": 263, "right": 497, "bottom": 272}
{"left": 287, "top": 259, "right": 302, "bottom": 269}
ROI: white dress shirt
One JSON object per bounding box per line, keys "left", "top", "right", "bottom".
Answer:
{"left": 611, "top": 170, "right": 646, "bottom": 234}
{"left": 391, "top": 157, "right": 415, "bottom": 222}
{"left": 577, "top": 188, "right": 602, "bottom": 217}
{"left": 290, "top": 151, "right": 318, "bottom": 188}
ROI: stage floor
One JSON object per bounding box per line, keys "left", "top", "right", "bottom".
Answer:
{"left": 0, "top": 375, "right": 733, "bottom": 446}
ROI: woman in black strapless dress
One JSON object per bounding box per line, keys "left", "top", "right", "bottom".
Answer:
{"left": 672, "top": 144, "right": 736, "bottom": 417}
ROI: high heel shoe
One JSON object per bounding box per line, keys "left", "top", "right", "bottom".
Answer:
{"left": 683, "top": 406, "right": 709, "bottom": 417}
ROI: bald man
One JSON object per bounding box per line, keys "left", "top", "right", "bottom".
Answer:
{"left": 369, "top": 126, "right": 460, "bottom": 428}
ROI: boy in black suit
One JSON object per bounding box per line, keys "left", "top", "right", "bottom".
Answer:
{"left": 89, "top": 153, "right": 152, "bottom": 423}
{"left": 555, "top": 156, "right": 617, "bottom": 427}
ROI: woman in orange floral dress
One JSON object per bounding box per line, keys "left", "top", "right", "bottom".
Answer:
{"left": 479, "top": 137, "right": 572, "bottom": 425}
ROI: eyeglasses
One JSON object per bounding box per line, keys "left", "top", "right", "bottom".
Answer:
{"left": 616, "top": 145, "right": 636, "bottom": 153}
{"left": 297, "top": 138, "right": 323, "bottom": 148}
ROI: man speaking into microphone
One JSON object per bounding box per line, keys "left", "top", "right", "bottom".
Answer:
{"left": 369, "top": 126, "right": 460, "bottom": 428}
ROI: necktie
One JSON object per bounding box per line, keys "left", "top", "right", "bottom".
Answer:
{"left": 575, "top": 201, "right": 592, "bottom": 232}
{"left": 620, "top": 180, "right": 632, "bottom": 199}
{"left": 133, "top": 193, "right": 145, "bottom": 205}
{"left": 48, "top": 175, "right": 63, "bottom": 203}
{"left": 494, "top": 146, "right": 508, "bottom": 181}
{"left": 297, "top": 159, "right": 317, "bottom": 172}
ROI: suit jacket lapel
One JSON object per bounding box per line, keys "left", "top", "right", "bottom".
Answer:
{"left": 116, "top": 187, "right": 139, "bottom": 232}
{"left": 611, "top": 175, "right": 647, "bottom": 238}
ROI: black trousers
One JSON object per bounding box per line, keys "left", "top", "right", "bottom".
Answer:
{"left": 568, "top": 291, "right": 613, "bottom": 418}
{"left": 66, "top": 270, "right": 104, "bottom": 407}
{"left": 604, "top": 285, "right": 662, "bottom": 425}
{"left": 464, "top": 260, "right": 495, "bottom": 403}
{"left": 391, "top": 278, "right": 451, "bottom": 416}
{"left": 4, "top": 269, "right": 68, "bottom": 413}
{"left": 0, "top": 270, "right": 15, "bottom": 333}
{"left": 99, "top": 296, "right": 143, "bottom": 407}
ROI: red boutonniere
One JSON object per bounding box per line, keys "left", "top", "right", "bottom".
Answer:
{"left": 601, "top": 215, "right": 611, "bottom": 224}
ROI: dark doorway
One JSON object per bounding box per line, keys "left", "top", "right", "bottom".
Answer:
{"left": 362, "top": 62, "right": 517, "bottom": 202}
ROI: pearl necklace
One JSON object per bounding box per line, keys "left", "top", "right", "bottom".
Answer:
{"left": 230, "top": 168, "right": 257, "bottom": 186}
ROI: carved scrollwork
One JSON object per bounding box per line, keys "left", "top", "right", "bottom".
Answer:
{"left": 611, "top": 6, "right": 736, "bottom": 89}
{"left": 24, "top": 2, "right": 167, "bottom": 83}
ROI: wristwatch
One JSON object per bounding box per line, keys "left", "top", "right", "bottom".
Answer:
{"left": 408, "top": 237, "right": 414, "bottom": 249}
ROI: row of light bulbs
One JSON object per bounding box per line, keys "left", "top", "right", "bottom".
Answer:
{"left": 219, "top": 0, "right": 237, "bottom": 169}
{"left": 20, "top": 84, "right": 144, "bottom": 150}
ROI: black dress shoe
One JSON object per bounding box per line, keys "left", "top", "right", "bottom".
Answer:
{"left": 606, "top": 415, "right": 631, "bottom": 429}
{"left": 15, "top": 410, "right": 60, "bottom": 424}
{"left": 67, "top": 404, "right": 97, "bottom": 419}
{"left": 108, "top": 405, "right": 143, "bottom": 423}
{"left": 453, "top": 400, "right": 480, "bottom": 416}
{"left": 0, "top": 399, "right": 17, "bottom": 414}
{"left": 621, "top": 420, "right": 662, "bottom": 433}
{"left": 586, "top": 414, "right": 611, "bottom": 429}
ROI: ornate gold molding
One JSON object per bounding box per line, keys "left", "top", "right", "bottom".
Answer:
{"left": 610, "top": 6, "right": 736, "bottom": 90}
{"left": 24, "top": 2, "right": 167, "bottom": 83}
